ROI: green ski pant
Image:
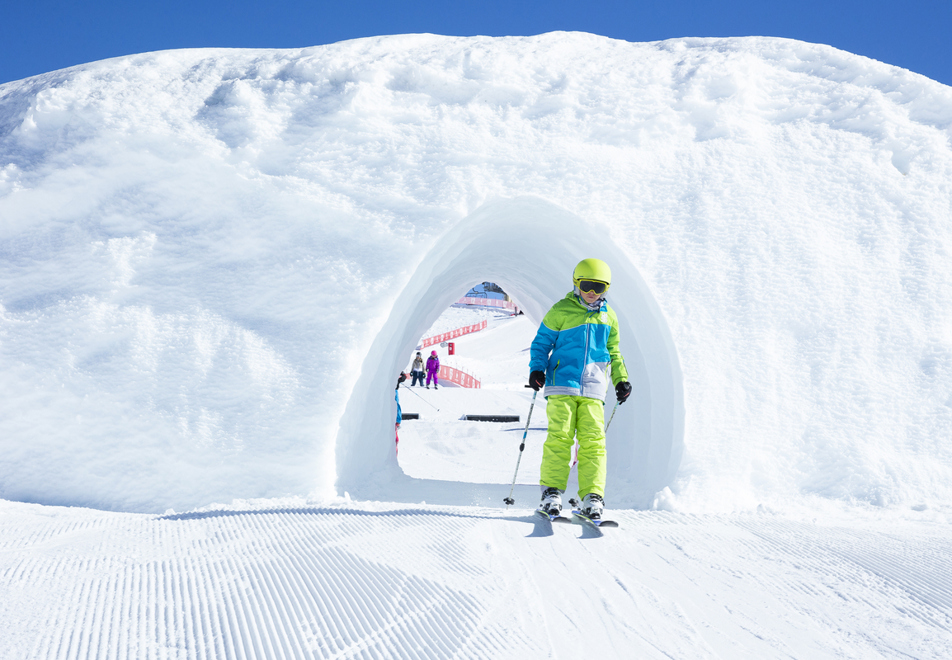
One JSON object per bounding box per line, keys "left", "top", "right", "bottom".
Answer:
{"left": 540, "top": 395, "right": 606, "bottom": 498}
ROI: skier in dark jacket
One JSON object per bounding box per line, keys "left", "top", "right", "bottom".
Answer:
{"left": 410, "top": 352, "right": 425, "bottom": 386}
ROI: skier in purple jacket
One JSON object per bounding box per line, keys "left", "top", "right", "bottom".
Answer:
{"left": 425, "top": 350, "right": 440, "bottom": 389}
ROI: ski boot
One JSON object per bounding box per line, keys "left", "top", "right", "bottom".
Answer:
{"left": 539, "top": 487, "right": 563, "bottom": 517}
{"left": 580, "top": 493, "right": 604, "bottom": 520}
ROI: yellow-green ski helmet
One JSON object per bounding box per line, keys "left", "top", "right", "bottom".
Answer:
{"left": 573, "top": 258, "right": 611, "bottom": 293}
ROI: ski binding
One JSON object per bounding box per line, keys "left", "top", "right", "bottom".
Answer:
{"left": 568, "top": 498, "right": 619, "bottom": 528}
{"left": 571, "top": 510, "right": 619, "bottom": 528}
{"left": 535, "top": 509, "right": 571, "bottom": 524}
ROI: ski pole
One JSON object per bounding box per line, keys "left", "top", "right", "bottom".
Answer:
{"left": 503, "top": 389, "right": 538, "bottom": 507}
{"left": 605, "top": 401, "right": 621, "bottom": 433}
{"left": 604, "top": 401, "right": 620, "bottom": 433}
{"left": 398, "top": 384, "right": 440, "bottom": 411}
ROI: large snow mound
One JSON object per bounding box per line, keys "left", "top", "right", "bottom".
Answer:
{"left": 2, "top": 33, "right": 951, "bottom": 513}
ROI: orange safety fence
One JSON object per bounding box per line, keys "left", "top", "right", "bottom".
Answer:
{"left": 457, "top": 297, "right": 519, "bottom": 311}
{"left": 420, "top": 320, "right": 488, "bottom": 348}
{"left": 438, "top": 365, "right": 481, "bottom": 389}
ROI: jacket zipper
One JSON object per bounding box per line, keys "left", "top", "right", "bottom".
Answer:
{"left": 583, "top": 317, "right": 591, "bottom": 391}
{"left": 581, "top": 301, "right": 602, "bottom": 394}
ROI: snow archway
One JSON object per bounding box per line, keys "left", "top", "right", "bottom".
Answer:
{"left": 336, "top": 197, "right": 683, "bottom": 507}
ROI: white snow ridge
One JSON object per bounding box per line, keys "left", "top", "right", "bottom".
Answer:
{"left": 2, "top": 33, "right": 952, "bottom": 658}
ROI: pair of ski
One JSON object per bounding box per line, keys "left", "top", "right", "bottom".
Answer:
{"left": 536, "top": 508, "right": 619, "bottom": 529}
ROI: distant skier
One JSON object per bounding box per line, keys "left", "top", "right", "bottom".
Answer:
{"left": 395, "top": 372, "right": 407, "bottom": 454}
{"left": 426, "top": 350, "right": 440, "bottom": 389}
{"left": 410, "top": 351, "right": 426, "bottom": 386}
{"left": 528, "top": 258, "right": 631, "bottom": 521}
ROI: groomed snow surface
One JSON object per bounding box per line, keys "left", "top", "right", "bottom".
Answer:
{"left": 2, "top": 32, "right": 952, "bottom": 657}
{"left": 3, "top": 499, "right": 951, "bottom": 659}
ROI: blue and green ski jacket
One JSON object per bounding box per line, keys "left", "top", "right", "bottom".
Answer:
{"left": 529, "top": 292, "right": 628, "bottom": 401}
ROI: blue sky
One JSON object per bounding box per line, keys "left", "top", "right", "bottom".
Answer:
{"left": 2, "top": 0, "right": 950, "bottom": 87}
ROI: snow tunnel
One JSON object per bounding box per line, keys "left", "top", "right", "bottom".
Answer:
{"left": 336, "top": 197, "right": 684, "bottom": 508}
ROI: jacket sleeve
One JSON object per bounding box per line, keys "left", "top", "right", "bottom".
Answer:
{"left": 395, "top": 390, "right": 402, "bottom": 424}
{"left": 607, "top": 317, "right": 628, "bottom": 386}
{"left": 529, "top": 319, "right": 559, "bottom": 373}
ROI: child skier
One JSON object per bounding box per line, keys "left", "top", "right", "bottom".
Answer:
{"left": 528, "top": 258, "right": 632, "bottom": 520}
{"left": 410, "top": 351, "right": 426, "bottom": 386}
{"left": 425, "top": 350, "right": 440, "bottom": 389}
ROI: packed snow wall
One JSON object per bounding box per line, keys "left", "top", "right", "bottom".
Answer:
{"left": 1, "top": 33, "right": 952, "bottom": 512}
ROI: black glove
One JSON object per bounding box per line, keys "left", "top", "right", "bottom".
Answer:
{"left": 529, "top": 370, "right": 546, "bottom": 391}
{"left": 397, "top": 372, "right": 407, "bottom": 387}
{"left": 615, "top": 381, "right": 632, "bottom": 404}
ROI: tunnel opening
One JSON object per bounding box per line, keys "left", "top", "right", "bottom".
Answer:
{"left": 395, "top": 281, "right": 540, "bottom": 485}
{"left": 336, "top": 197, "right": 684, "bottom": 509}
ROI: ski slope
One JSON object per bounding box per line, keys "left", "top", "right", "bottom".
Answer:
{"left": 2, "top": 499, "right": 951, "bottom": 659}
{"left": 3, "top": 31, "right": 952, "bottom": 657}
{"left": 398, "top": 310, "right": 546, "bottom": 485}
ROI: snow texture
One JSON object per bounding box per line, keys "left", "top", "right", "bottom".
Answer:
{"left": 2, "top": 497, "right": 951, "bottom": 660}
{"left": 4, "top": 32, "right": 952, "bottom": 658}
{"left": 2, "top": 33, "right": 952, "bottom": 517}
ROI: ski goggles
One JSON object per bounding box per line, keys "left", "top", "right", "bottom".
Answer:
{"left": 577, "top": 280, "right": 608, "bottom": 295}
